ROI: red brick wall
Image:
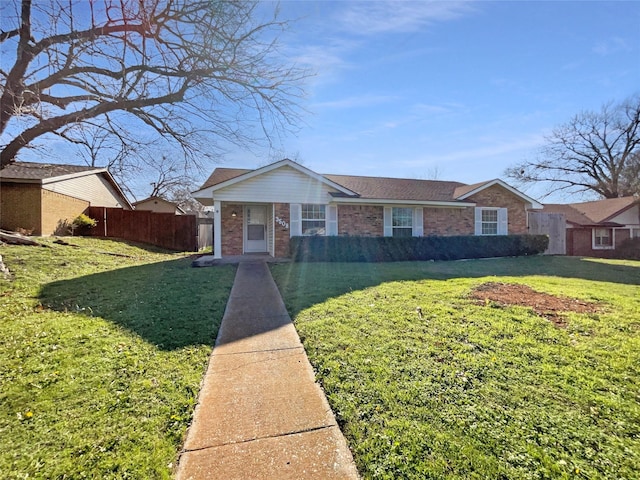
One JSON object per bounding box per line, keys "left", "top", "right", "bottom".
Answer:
{"left": 466, "top": 185, "right": 529, "bottom": 234}
{"left": 423, "top": 207, "right": 474, "bottom": 236}
{"left": 568, "top": 227, "right": 631, "bottom": 257}
{"left": 338, "top": 205, "right": 383, "bottom": 236}
{"left": 221, "top": 203, "right": 243, "bottom": 256}
{"left": 274, "top": 203, "right": 290, "bottom": 257}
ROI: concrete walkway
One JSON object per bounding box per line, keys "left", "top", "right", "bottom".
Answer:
{"left": 176, "top": 261, "right": 360, "bottom": 480}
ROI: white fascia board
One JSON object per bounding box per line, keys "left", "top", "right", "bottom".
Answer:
{"left": 456, "top": 179, "right": 543, "bottom": 209}
{"left": 200, "top": 159, "right": 358, "bottom": 196}
{"left": 330, "top": 197, "right": 476, "bottom": 208}
{"left": 39, "top": 168, "right": 108, "bottom": 185}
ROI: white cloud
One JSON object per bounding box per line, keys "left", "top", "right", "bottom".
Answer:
{"left": 337, "top": 1, "right": 476, "bottom": 36}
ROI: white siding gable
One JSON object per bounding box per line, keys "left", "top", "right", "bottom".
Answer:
{"left": 43, "top": 174, "right": 127, "bottom": 208}
{"left": 212, "top": 166, "right": 339, "bottom": 204}
{"left": 610, "top": 204, "right": 639, "bottom": 226}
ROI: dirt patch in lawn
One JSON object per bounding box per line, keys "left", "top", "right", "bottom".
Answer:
{"left": 470, "top": 282, "right": 602, "bottom": 327}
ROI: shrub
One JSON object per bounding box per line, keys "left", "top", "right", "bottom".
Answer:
{"left": 69, "top": 214, "right": 97, "bottom": 235}
{"left": 289, "top": 234, "right": 549, "bottom": 262}
{"left": 612, "top": 237, "right": 640, "bottom": 260}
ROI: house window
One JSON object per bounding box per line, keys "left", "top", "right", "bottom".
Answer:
{"left": 475, "top": 207, "right": 507, "bottom": 236}
{"left": 301, "top": 204, "right": 326, "bottom": 235}
{"left": 593, "top": 228, "right": 614, "bottom": 249}
{"left": 632, "top": 228, "right": 640, "bottom": 238}
{"left": 392, "top": 207, "right": 413, "bottom": 237}
{"left": 481, "top": 209, "right": 499, "bottom": 235}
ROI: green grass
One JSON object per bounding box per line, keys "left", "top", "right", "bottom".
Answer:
{"left": 0, "top": 237, "right": 235, "bottom": 479}
{"left": 271, "top": 256, "right": 640, "bottom": 479}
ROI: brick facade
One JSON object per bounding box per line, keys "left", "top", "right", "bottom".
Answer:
{"left": 274, "top": 203, "right": 291, "bottom": 257}
{"left": 423, "top": 207, "right": 474, "bottom": 236}
{"left": 221, "top": 203, "right": 244, "bottom": 256}
{"left": 568, "top": 227, "right": 631, "bottom": 257}
{"left": 41, "top": 189, "right": 90, "bottom": 235}
{"left": 338, "top": 205, "right": 383, "bottom": 236}
{"left": 467, "top": 185, "right": 528, "bottom": 234}
{"left": 218, "top": 184, "right": 532, "bottom": 257}
{"left": 0, "top": 182, "right": 42, "bottom": 234}
{"left": 0, "top": 183, "right": 90, "bottom": 235}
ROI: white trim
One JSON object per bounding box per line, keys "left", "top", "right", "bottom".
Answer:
{"left": 413, "top": 207, "right": 423, "bottom": 237}
{"left": 383, "top": 207, "right": 393, "bottom": 237}
{"left": 272, "top": 204, "right": 276, "bottom": 256}
{"left": 213, "top": 200, "right": 222, "bottom": 259}
{"left": 327, "top": 205, "right": 338, "bottom": 236}
{"left": 475, "top": 207, "right": 508, "bottom": 235}
{"left": 290, "top": 203, "right": 302, "bottom": 237}
{"left": 456, "top": 179, "right": 543, "bottom": 209}
{"left": 592, "top": 227, "right": 615, "bottom": 250}
{"left": 331, "top": 197, "right": 475, "bottom": 207}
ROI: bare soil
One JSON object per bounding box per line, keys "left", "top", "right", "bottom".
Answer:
{"left": 470, "top": 282, "right": 602, "bottom": 327}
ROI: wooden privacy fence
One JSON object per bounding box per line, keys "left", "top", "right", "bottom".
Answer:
{"left": 528, "top": 212, "right": 566, "bottom": 255}
{"left": 88, "top": 207, "right": 197, "bottom": 251}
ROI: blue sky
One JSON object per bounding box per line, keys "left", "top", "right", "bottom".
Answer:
{"left": 223, "top": 0, "right": 639, "bottom": 202}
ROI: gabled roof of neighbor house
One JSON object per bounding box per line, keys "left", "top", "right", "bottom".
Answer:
{"left": 542, "top": 196, "right": 639, "bottom": 226}
{"left": 133, "top": 196, "right": 186, "bottom": 214}
{"left": 0, "top": 161, "right": 133, "bottom": 209}
{"left": 195, "top": 159, "right": 541, "bottom": 207}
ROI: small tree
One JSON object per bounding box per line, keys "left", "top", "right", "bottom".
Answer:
{"left": 506, "top": 94, "right": 640, "bottom": 199}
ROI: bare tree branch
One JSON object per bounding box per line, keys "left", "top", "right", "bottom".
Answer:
{"left": 1, "top": 0, "right": 309, "bottom": 175}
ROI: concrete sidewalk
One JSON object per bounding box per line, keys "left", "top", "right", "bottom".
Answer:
{"left": 176, "top": 261, "right": 360, "bottom": 480}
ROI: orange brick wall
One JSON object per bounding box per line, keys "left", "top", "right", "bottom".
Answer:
{"left": 466, "top": 185, "right": 529, "bottom": 234}
{"left": 338, "top": 205, "right": 383, "bottom": 236}
{"left": 41, "top": 189, "right": 90, "bottom": 235}
{"left": 274, "top": 203, "right": 291, "bottom": 257}
{"left": 0, "top": 183, "right": 42, "bottom": 234}
{"left": 221, "top": 203, "right": 244, "bottom": 255}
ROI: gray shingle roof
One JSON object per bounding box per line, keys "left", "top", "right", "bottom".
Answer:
{"left": 542, "top": 196, "right": 639, "bottom": 225}
{"left": 0, "top": 161, "right": 102, "bottom": 181}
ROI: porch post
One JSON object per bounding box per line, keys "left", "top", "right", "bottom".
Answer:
{"left": 213, "top": 200, "right": 222, "bottom": 259}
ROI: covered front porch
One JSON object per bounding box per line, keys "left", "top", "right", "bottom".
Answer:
{"left": 212, "top": 201, "right": 291, "bottom": 259}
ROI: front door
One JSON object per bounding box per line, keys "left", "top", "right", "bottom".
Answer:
{"left": 245, "top": 205, "right": 267, "bottom": 253}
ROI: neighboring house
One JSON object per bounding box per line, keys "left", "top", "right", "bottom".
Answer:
{"left": 0, "top": 161, "right": 132, "bottom": 235}
{"left": 133, "top": 196, "right": 186, "bottom": 215}
{"left": 192, "top": 159, "right": 543, "bottom": 259}
{"left": 542, "top": 196, "right": 640, "bottom": 256}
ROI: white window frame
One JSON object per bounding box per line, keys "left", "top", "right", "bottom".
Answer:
{"left": 392, "top": 207, "right": 413, "bottom": 238}
{"left": 592, "top": 227, "right": 615, "bottom": 250}
{"left": 383, "top": 207, "right": 423, "bottom": 237}
{"left": 290, "top": 204, "right": 338, "bottom": 237}
{"left": 474, "top": 207, "right": 508, "bottom": 236}
{"left": 301, "top": 204, "right": 326, "bottom": 236}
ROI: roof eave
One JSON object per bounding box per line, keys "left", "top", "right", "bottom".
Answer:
{"left": 330, "top": 197, "right": 476, "bottom": 207}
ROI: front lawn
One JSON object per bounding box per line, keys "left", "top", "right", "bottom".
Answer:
{"left": 0, "top": 238, "right": 235, "bottom": 479}
{"left": 271, "top": 256, "right": 640, "bottom": 479}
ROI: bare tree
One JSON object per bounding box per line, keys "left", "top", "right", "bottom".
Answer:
{"left": 506, "top": 94, "right": 640, "bottom": 199}
{"left": 0, "top": 0, "right": 307, "bottom": 170}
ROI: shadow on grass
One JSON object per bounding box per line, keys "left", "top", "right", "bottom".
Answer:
{"left": 39, "top": 258, "right": 237, "bottom": 350}
{"left": 271, "top": 255, "right": 640, "bottom": 318}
